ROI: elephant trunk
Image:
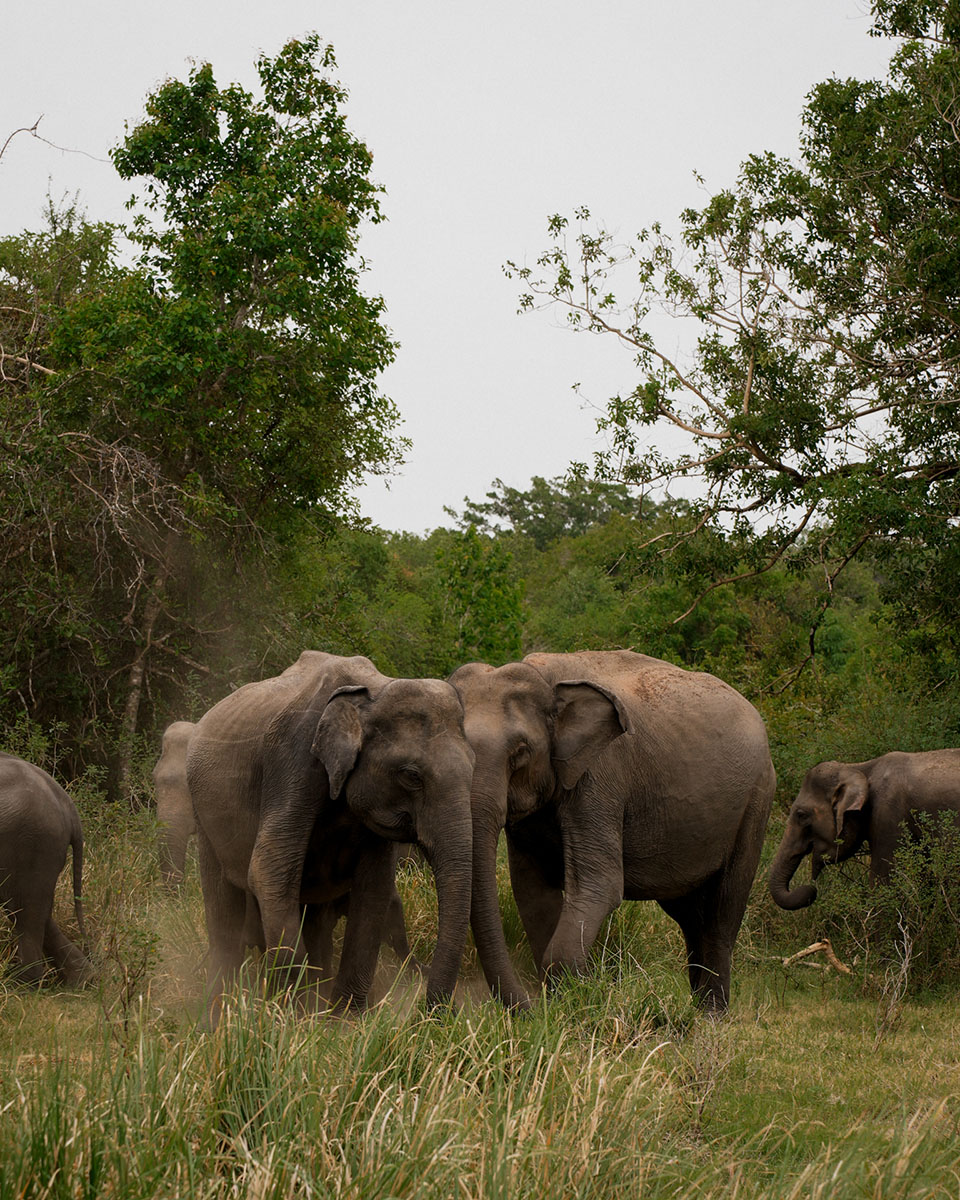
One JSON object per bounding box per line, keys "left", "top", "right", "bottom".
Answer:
{"left": 420, "top": 810, "right": 473, "bottom": 1006}
{"left": 769, "top": 838, "right": 817, "bottom": 910}
{"left": 469, "top": 784, "right": 531, "bottom": 1010}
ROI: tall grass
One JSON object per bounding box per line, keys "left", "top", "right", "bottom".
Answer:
{"left": 6, "top": 709, "right": 960, "bottom": 1196}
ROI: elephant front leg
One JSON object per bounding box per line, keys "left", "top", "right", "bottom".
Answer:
{"left": 506, "top": 830, "right": 564, "bottom": 975}
{"left": 541, "top": 814, "right": 624, "bottom": 984}
{"left": 329, "top": 842, "right": 397, "bottom": 1011}
{"left": 247, "top": 820, "right": 316, "bottom": 989}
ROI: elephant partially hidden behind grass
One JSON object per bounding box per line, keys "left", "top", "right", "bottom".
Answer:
{"left": 0, "top": 752, "right": 93, "bottom": 986}
{"left": 154, "top": 720, "right": 197, "bottom": 888}
{"left": 186, "top": 651, "right": 474, "bottom": 1013}
{"left": 153, "top": 715, "right": 424, "bottom": 975}
{"left": 770, "top": 750, "right": 960, "bottom": 909}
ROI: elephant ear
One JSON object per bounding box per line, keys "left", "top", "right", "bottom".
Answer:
{"left": 832, "top": 769, "right": 869, "bottom": 839}
{"left": 552, "top": 680, "right": 630, "bottom": 790}
{"left": 311, "top": 686, "right": 370, "bottom": 800}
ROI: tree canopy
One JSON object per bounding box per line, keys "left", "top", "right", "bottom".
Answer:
{"left": 506, "top": 0, "right": 960, "bottom": 642}
{"left": 0, "top": 37, "right": 402, "bottom": 790}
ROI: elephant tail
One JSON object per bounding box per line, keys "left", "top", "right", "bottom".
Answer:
{"left": 71, "top": 819, "right": 89, "bottom": 952}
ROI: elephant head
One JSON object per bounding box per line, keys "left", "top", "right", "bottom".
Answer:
{"left": 311, "top": 677, "right": 475, "bottom": 1005}
{"left": 448, "top": 661, "right": 628, "bottom": 1007}
{"left": 769, "top": 760, "right": 870, "bottom": 910}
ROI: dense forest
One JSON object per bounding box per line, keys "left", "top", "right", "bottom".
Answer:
{"left": 3, "top": 7, "right": 960, "bottom": 810}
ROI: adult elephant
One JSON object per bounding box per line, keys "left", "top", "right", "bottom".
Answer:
{"left": 450, "top": 650, "right": 775, "bottom": 1012}
{"left": 153, "top": 720, "right": 197, "bottom": 887}
{"left": 186, "top": 651, "right": 474, "bottom": 1011}
{"left": 0, "top": 753, "right": 94, "bottom": 985}
{"left": 155, "top": 719, "right": 420, "bottom": 972}
{"left": 770, "top": 750, "right": 960, "bottom": 909}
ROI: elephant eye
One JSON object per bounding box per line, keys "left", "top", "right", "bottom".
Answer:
{"left": 510, "top": 744, "right": 531, "bottom": 770}
{"left": 794, "top": 809, "right": 809, "bottom": 823}
{"left": 397, "top": 765, "right": 423, "bottom": 791}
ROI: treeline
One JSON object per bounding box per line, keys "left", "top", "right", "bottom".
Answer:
{"left": 4, "top": 4, "right": 960, "bottom": 799}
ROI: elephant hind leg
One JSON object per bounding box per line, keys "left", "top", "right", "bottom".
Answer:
{"left": 43, "top": 918, "right": 94, "bottom": 986}
{"left": 4, "top": 877, "right": 55, "bottom": 986}
{"left": 657, "top": 893, "right": 725, "bottom": 1011}
{"left": 196, "top": 828, "right": 250, "bottom": 1018}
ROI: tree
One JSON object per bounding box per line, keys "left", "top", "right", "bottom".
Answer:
{"left": 436, "top": 526, "right": 523, "bottom": 665}
{"left": 448, "top": 474, "right": 648, "bottom": 550}
{"left": 506, "top": 1, "right": 960, "bottom": 661}
{"left": 0, "top": 36, "right": 404, "bottom": 791}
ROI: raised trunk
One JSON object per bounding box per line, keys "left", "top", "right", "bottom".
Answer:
{"left": 422, "top": 812, "right": 473, "bottom": 1006}
{"left": 470, "top": 797, "right": 531, "bottom": 1010}
{"left": 769, "top": 841, "right": 817, "bottom": 910}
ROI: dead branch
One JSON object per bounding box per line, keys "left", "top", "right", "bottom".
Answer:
{"left": 782, "top": 939, "right": 852, "bottom": 975}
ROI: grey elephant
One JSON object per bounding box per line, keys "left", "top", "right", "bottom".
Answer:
{"left": 770, "top": 750, "right": 960, "bottom": 909}
{"left": 0, "top": 752, "right": 94, "bottom": 985}
{"left": 153, "top": 720, "right": 197, "bottom": 887}
{"left": 155, "top": 719, "right": 420, "bottom": 972}
{"left": 450, "top": 650, "right": 776, "bottom": 1012}
{"left": 186, "top": 651, "right": 474, "bottom": 1011}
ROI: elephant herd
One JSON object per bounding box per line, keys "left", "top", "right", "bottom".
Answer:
{"left": 4, "top": 648, "right": 960, "bottom": 1016}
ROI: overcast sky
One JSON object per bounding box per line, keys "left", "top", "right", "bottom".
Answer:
{"left": 3, "top": 2, "right": 892, "bottom": 533}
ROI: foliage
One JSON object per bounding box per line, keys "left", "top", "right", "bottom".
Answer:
{"left": 0, "top": 37, "right": 402, "bottom": 787}
{"left": 435, "top": 525, "right": 524, "bottom": 666}
{"left": 506, "top": 0, "right": 960, "bottom": 639}
{"left": 449, "top": 473, "right": 649, "bottom": 551}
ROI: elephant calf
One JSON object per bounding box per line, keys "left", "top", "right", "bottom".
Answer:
{"left": 770, "top": 749, "right": 960, "bottom": 909}
{"left": 0, "top": 752, "right": 93, "bottom": 985}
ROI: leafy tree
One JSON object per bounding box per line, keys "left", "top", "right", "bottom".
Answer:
{"left": 0, "top": 37, "right": 403, "bottom": 791}
{"left": 450, "top": 474, "right": 649, "bottom": 550}
{"left": 436, "top": 526, "right": 523, "bottom": 666}
{"left": 506, "top": 0, "right": 960, "bottom": 658}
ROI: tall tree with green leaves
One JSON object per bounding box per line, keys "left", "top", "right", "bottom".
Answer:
{"left": 1, "top": 36, "right": 403, "bottom": 791}
{"left": 436, "top": 526, "right": 523, "bottom": 666}
{"left": 507, "top": 0, "right": 960, "bottom": 663}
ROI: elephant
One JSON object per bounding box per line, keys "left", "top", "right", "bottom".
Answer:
{"left": 153, "top": 720, "right": 197, "bottom": 887}
{"left": 769, "top": 750, "right": 960, "bottom": 909}
{"left": 155, "top": 719, "right": 421, "bottom": 973}
{"left": 449, "top": 650, "right": 776, "bottom": 1012}
{"left": 186, "top": 650, "right": 474, "bottom": 1012}
{"left": 0, "top": 752, "right": 94, "bottom": 985}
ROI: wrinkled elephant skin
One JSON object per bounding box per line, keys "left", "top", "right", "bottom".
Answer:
{"left": 187, "top": 651, "right": 474, "bottom": 1014}
{"left": 0, "top": 753, "right": 94, "bottom": 986}
{"left": 451, "top": 650, "right": 775, "bottom": 1012}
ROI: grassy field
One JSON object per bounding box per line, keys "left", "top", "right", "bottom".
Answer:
{"left": 3, "top": 804, "right": 960, "bottom": 1199}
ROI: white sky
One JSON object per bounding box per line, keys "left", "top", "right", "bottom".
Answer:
{"left": 2, "top": 2, "right": 892, "bottom": 533}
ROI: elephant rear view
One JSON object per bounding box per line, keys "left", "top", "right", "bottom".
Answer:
{"left": 153, "top": 720, "right": 197, "bottom": 887}
{"left": 0, "top": 752, "right": 94, "bottom": 986}
{"left": 187, "top": 651, "right": 475, "bottom": 1013}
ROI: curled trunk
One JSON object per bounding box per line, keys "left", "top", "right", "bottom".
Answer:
{"left": 769, "top": 841, "right": 817, "bottom": 910}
